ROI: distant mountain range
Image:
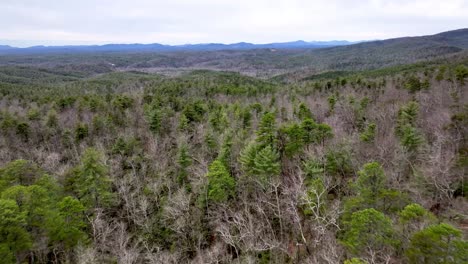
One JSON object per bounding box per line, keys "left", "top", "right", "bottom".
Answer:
{"left": 0, "top": 40, "right": 357, "bottom": 54}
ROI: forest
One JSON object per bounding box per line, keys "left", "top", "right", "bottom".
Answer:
{"left": 0, "top": 32, "right": 467, "bottom": 264}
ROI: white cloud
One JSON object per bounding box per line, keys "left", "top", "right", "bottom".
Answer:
{"left": 1, "top": 0, "right": 467, "bottom": 46}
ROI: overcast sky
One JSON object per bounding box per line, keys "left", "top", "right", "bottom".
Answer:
{"left": 2, "top": 0, "right": 468, "bottom": 47}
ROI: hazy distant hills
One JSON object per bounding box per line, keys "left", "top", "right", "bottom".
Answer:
{"left": 0, "top": 40, "right": 355, "bottom": 54}
{"left": 0, "top": 28, "right": 467, "bottom": 78}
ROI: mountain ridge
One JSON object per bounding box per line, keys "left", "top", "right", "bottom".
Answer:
{"left": 0, "top": 40, "right": 356, "bottom": 54}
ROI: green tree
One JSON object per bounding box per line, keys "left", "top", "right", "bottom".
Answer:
{"left": 296, "top": 102, "right": 313, "bottom": 120}
{"left": 400, "top": 125, "right": 424, "bottom": 152}
{"left": 454, "top": 65, "right": 468, "bottom": 85}
{"left": 406, "top": 223, "right": 468, "bottom": 263}
{"left": 206, "top": 160, "right": 236, "bottom": 203}
{"left": 45, "top": 109, "right": 59, "bottom": 128}
{"left": 399, "top": 203, "right": 434, "bottom": 225}
{"left": 327, "top": 94, "right": 337, "bottom": 113}
{"left": 74, "top": 148, "right": 113, "bottom": 209}
{"left": 341, "top": 208, "right": 397, "bottom": 259}
{"left": 177, "top": 144, "right": 192, "bottom": 186}
{"left": 252, "top": 146, "right": 281, "bottom": 186}
{"left": 74, "top": 123, "right": 89, "bottom": 142}
{"left": 360, "top": 122, "right": 376, "bottom": 142}
{"left": 0, "top": 159, "right": 43, "bottom": 190}
{"left": 256, "top": 112, "right": 277, "bottom": 148}
{"left": 15, "top": 122, "right": 30, "bottom": 141}
{"left": 48, "top": 196, "right": 87, "bottom": 249}
{"left": 355, "top": 162, "right": 386, "bottom": 204}
{"left": 396, "top": 101, "right": 419, "bottom": 137}
{"left": 0, "top": 199, "right": 32, "bottom": 264}
{"left": 147, "top": 108, "right": 162, "bottom": 134}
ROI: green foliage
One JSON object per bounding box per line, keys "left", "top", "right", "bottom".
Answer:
{"left": 296, "top": 102, "right": 313, "bottom": 120}
{"left": 359, "top": 122, "right": 376, "bottom": 142}
{"left": 45, "top": 109, "right": 59, "bottom": 128}
{"left": 16, "top": 121, "right": 30, "bottom": 140}
{"left": 256, "top": 112, "right": 277, "bottom": 148}
{"left": 74, "top": 122, "right": 89, "bottom": 142}
{"left": 355, "top": 162, "right": 386, "bottom": 202}
{"left": 0, "top": 159, "right": 43, "bottom": 189}
{"left": 252, "top": 146, "right": 281, "bottom": 182}
{"left": 344, "top": 258, "right": 367, "bottom": 264}
{"left": 206, "top": 160, "right": 236, "bottom": 203}
{"left": 396, "top": 101, "right": 424, "bottom": 152}
{"left": 341, "top": 208, "right": 397, "bottom": 257}
{"left": 400, "top": 125, "right": 424, "bottom": 152}
{"left": 399, "top": 203, "right": 435, "bottom": 224}
{"left": 0, "top": 111, "right": 17, "bottom": 132}
{"left": 239, "top": 141, "right": 259, "bottom": 176}
{"left": 405, "top": 76, "right": 429, "bottom": 93}
{"left": 240, "top": 143, "right": 280, "bottom": 187}
{"left": 396, "top": 101, "right": 419, "bottom": 136}
{"left": 147, "top": 108, "right": 163, "bottom": 134}
{"left": 27, "top": 108, "right": 41, "bottom": 121}
{"left": 454, "top": 65, "right": 468, "bottom": 85}
{"left": 406, "top": 223, "right": 467, "bottom": 263}
{"left": 280, "top": 123, "right": 305, "bottom": 156}
{"left": 73, "top": 148, "right": 113, "bottom": 209}
{"left": 0, "top": 199, "right": 31, "bottom": 263}
{"left": 324, "top": 147, "right": 353, "bottom": 177}
{"left": 111, "top": 94, "right": 134, "bottom": 110}
{"left": 327, "top": 94, "right": 337, "bottom": 113}
{"left": 280, "top": 118, "right": 333, "bottom": 156}
{"left": 48, "top": 196, "right": 87, "bottom": 249}
{"left": 182, "top": 100, "right": 207, "bottom": 123}
{"left": 177, "top": 144, "right": 192, "bottom": 186}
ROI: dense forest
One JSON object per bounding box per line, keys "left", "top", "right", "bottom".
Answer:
{"left": 0, "top": 31, "right": 467, "bottom": 264}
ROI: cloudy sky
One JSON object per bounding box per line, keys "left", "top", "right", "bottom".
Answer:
{"left": 2, "top": 0, "right": 468, "bottom": 47}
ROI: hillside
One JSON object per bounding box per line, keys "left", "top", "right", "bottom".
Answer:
{"left": 0, "top": 29, "right": 467, "bottom": 264}
{"left": 1, "top": 29, "right": 467, "bottom": 79}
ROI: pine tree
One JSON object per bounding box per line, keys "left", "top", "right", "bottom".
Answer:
{"left": 360, "top": 122, "right": 376, "bottom": 142}
{"left": 355, "top": 162, "right": 386, "bottom": 204}
{"left": 296, "top": 102, "right": 313, "bottom": 120}
{"left": 253, "top": 146, "right": 281, "bottom": 185}
{"left": 48, "top": 196, "right": 87, "bottom": 249}
{"left": 406, "top": 223, "right": 467, "bottom": 263}
{"left": 256, "top": 112, "right": 277, "bottom": 148}
{"left": 341, "top": 208, "right": 397, "bottom": 259}
{"left": 177, "top": 144, "right": 192, "bottom": 186}
{"left": 74, "top": 148, "right": 113, "bottom": 209}
{"left": 0, "top": 199, "right": 31, "bottom": 264}
{"left": 206, "top": 160, "right": 236, "bottom": 203}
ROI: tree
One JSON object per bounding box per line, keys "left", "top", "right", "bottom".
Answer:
{"left": 256, "top": 112, "right": 277, "bottom": 148}
{"left": 0, "top": 159, "right": 43, "bottom": 190}
{"left": 400, "top": 125, "right": 424, "bottom": 152}
{"left": 327, "top": 94, "right": 337, "bottom": 113}
{"left": 355, "top": 162, "right": 386, "bottom": 204}
{"left": 0, "top": 199, "right": 32, "bottom": 264}
{"left": 74, "top": 123, "right": 89, "bottom": 142}
{"left": 176, "top": 144, "right": 192, "bottom": 187}
{"left": 360, "top": 122, "right": 376, "bottom": 142}
{"left": 296, "top": 102, "right": 313, "bottom": 120}
{"left": 406, "top": 223, "right": 467, "bottom": 263}
{"left": 252, "top": 146, "right": 280, "bottom": 186}
{"left": 341, "top": 208, "right": 397, "bottom": 261}
{"left": 147, "top": 108, "right": 162, "bottom": 134}
{"left": 74, "top": 148, "right": 113, "bottom": 209}
{"left": 206, "top": 160, "right": 236, "bottom": 203}
{"left": 454, "top": 65, "right": 468, "bottom": 85}
{"left": 48, "top": 196, "right": 87, "bottom": 249}
{"left": 399, "top": 203, "right": 434, "bottom": 225}
{"left": 396, "top": 101, "right": 419, "bottom": 137}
